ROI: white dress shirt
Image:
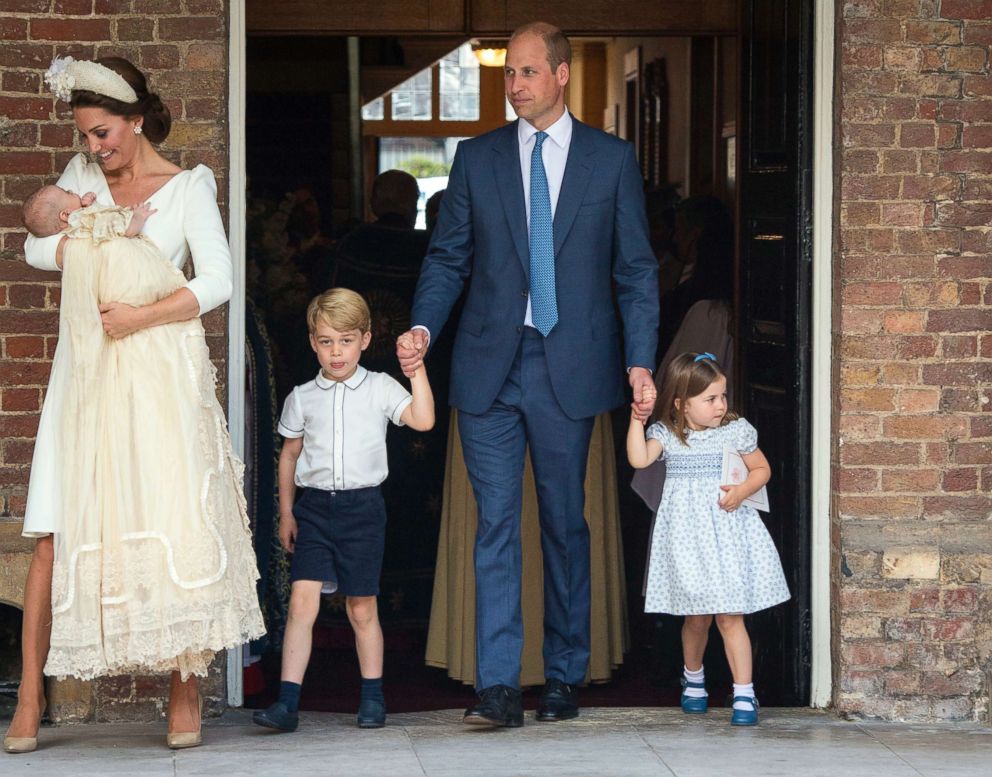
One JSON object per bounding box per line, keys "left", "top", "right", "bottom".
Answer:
{"left": 278, "top": 366, "right": 413, "bottom": 491}
{"left": 518, "top": 109, "right": 573, "bottom": 327}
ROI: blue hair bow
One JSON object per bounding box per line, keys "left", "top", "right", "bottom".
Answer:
{"left": 693, "top": 352, "right": 717, "bottom": 363}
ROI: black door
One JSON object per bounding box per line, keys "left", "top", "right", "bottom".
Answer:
{"left": 737, "top": 0, "right": 814, "bottom": 705}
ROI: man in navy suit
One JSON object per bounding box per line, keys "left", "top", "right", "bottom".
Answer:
{"left": 397, "top": 22, "right": 658, "bottom": 727}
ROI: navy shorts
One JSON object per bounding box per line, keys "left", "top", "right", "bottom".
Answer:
{"left": 289, "top": 486, "right": 386, "bottom": 596}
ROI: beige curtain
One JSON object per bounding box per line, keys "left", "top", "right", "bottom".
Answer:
{"left": 426, "top": 410, "right": 628, "bottom": 686}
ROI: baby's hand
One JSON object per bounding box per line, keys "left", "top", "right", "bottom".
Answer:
{"left": 80, "top": 191, "right": 97, "bottom": 207}
{"left": 719, "top": 484, "right": 745, "bottom": 512}
{"left": 125, "top": 202, "right": 157, "bottom": 236}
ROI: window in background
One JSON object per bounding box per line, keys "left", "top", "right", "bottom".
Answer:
{"left": 391, "top": 69, "right": 432, "bottom": 121}
{"left": 378, "top": 137, "right": 466, "bottom": 228}
{"left": 440, "top": 45, "right": 480, "bottom": 120}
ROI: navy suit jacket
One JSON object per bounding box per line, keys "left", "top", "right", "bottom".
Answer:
{"left": 411, "top": 117, "right": 659, "bottom": 420}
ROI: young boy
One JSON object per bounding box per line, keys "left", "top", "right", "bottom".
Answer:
{"left": 253, "top": 288, "right": 434, "bottom": 732}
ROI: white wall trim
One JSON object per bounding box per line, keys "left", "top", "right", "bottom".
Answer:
{"left": 810, "top": 0, "right": 835, "bottom": 709}
{"left": 225, "top": 0, "right": 247, "bottom": 709}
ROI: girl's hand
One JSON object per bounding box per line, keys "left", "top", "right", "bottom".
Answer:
{"left": 719, "top": 484, "right": 746, "bottom": 512}
{"left": 278, "top": 513, "right": 298, "bottom": 553}
{"left": 631, "top": 404, "right": 650, "bottom": 425}
{"left": 98, "top": 301, "right": 144, "bottom": 339}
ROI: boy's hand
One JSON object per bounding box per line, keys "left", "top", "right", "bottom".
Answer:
{"left": 278, "top": 513, "right": 298, "bottom": 553}
{"left": 719, "top": 485, "right": 745, "bottom": 512}
{"left": 125, "top": 201, "right": 157, "bottom": 236}
{"left": 80, "top": 191, "right": 97, "bottom": 207}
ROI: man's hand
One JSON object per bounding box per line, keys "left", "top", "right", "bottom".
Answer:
{"left": 629, "top": 367, "right": 656, "bottom": 422}
{"left": 396, "top": 328, "right": 428, "bottom": 377}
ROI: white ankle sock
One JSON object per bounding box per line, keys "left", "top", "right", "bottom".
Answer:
{"left": 732, "top": 683, "right": 756, "bottom": 710}
{"left": 683, "top": 666, "right": 707, "bottom": 698}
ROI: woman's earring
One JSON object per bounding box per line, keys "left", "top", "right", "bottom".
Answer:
{"left": 133, "top": 126, "right": 143, "bottom": 135}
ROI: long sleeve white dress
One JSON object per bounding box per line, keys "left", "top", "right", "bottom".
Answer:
{"left": 22, "top": 154, "right": 264, "bottom": 680}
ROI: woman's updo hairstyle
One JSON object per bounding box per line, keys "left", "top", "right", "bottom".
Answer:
{"left": 70, "top": 57, "right": 171, "bottom": 144}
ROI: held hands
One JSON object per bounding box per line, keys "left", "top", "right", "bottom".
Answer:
{"left": 629, "top": 367, "right": 656, "bottom": 423}
{"left": 396, "top": 328, "right": 428, "bottom": 377}
{"left": 278, "top": 513, "right": 298, "bottom": 553}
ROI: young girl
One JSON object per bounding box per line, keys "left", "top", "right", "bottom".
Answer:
{"left": 627, "top": 352, "right": 789, "bottom": 726}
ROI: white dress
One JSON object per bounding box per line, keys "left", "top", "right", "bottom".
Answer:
{"left": 643, "top": 418, "right": 790, "bottom": 615}
{"left": 41, "top": 203, "right": 264, "bottom": 680}
{"left": 23, "top": 153, "right": 233, "bottom": 538}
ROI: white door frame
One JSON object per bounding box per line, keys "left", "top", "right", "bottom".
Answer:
{"left": 225, "top": 0, "right": 247, "bottom": 708}
{"left": 223, "top": 1, "right": 835, "bottom": 709}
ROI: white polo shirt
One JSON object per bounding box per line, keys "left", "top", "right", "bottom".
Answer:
{"left": 278, "top": 366, "right": 413, "bottom": 491}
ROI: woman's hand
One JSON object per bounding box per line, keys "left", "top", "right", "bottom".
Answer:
{"left": 99, "top": 301, "right": 145, "bottom": 339}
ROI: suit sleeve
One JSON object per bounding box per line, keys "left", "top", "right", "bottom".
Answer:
{"left": 410, "top": 143, "right": 474, "bottom": 344}
{"left": 612, "top": 142, "right": 660, "bottom": 371}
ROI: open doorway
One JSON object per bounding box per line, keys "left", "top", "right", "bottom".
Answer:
{"left": 241, "top": 3, "right": 813, "bottom": 712}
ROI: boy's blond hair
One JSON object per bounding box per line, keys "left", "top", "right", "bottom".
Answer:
{"left": 306, "top": 288, "right": 371, "bottom": 334}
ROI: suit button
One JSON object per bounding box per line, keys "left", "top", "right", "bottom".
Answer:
{"left": 520, "top": 289, "right": 527, "bottom": 298}
{"left": 516, "top": 326, "right": 523, "bottom": 333}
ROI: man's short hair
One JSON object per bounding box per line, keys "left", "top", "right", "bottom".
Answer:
{"left": 509, "top": 21, "right": 572, "bottom": 71}
{"left": 306, "top": 287, "right": 371, "bottom": 334}
{"left": 370, "top": 170, "right": 419, "bottom": 222}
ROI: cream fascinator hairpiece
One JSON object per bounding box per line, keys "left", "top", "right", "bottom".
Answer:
{"left": 44, "top": 56, "right": 138, "bottom": 104}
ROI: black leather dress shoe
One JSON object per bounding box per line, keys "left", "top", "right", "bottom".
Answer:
{"left": 536, "top": 678, "right": 579, "bottom": 721}
{"left": 252, "top": 701, "right": 299, "bottom": 732}
{"left": 357, "top": 697, "right": 386, "bottom": 728}
{"left": 463, "top": 684, "right": 524, "bottom": 727}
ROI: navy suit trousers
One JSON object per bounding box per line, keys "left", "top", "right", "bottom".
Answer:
{"left": 458, "top": 329, "right": 595, "bottom": 690}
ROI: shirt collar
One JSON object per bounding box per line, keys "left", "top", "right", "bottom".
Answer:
{"left": 518, "top": 108, "right": 572, "bottom": 150}
{"left": 315, "top": 364, "right": 368, "bottom": 390}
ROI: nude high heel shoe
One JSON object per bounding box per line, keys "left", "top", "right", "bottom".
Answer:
{"left": 166, "top": 688, "right": 203, "bottom": 750}
{"left": 3, "top": 734, "right": 38, "bottom": 754}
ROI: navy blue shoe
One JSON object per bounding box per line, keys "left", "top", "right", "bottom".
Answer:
{"left": 252, "top": 702, "right": 299, "bottom": 732}
{"left": 357, "top": 697, "right": 386, "bottom": 729}
{"left": 730, "top": 695, "right": 759, "bottom": 726}
{"left": 680, "top": 678, "right": 708, "bottom": 714}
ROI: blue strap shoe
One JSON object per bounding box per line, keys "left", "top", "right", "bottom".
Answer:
{"left": 730, "top": 695, "right": 759, "bottom": 726}
{"left": 680, "top": 678, "right": 708, "bottom": 714}
{"left": 357, "top": 697, "right": 386, "bottom": 728}
{"left": 252, "top": 701, "right": 299, "bottom": 732}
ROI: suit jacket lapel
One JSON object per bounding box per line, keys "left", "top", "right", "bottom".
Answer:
{"left": 492, "top": 123, "right": 530, "bottom": 278}
{"left": 553, "top": 118, "right": 596, "bottom": 259}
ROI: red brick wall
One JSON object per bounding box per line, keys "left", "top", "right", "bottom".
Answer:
{"left": 836, "top": 0, "right": 991, "bottom": 721}
{"left": 0, "top": 0, "right": 230, "bottom": 720}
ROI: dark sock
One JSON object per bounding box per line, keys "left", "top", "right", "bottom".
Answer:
{"left": 279, "top": 681, "right": 302, "bottom": 714}
{"left": 360, "top": 677, "right": 384, "bottom": 704}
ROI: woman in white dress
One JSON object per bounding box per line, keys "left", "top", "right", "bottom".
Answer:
{"left": 4, "top": 56, "right": 264, "bottom": 754}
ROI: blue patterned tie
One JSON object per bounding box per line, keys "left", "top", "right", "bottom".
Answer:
{"left": 529, "top": 131, "right": 557, "bottom": 336}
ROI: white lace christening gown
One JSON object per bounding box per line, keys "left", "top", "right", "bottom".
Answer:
{"left": 45, "top": 205, "right": 265, "bottom": 680}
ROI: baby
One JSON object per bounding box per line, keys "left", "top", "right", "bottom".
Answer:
{"left": 22, "top": 185, "right": 155, "bottom": 260}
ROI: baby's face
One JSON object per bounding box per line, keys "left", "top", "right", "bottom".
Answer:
{"left": 53, "top": 188, "right": 97, "bottom": 219}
